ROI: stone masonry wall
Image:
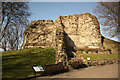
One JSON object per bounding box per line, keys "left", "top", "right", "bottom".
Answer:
{"left": 21, "top": 20, "right": 56, "bottom": 49}
{"left": 61, "top": 13, "right": 103, "bottom": 49}
{"left": 21, "top": 13, "right": 104, "bottom": 65}
{"left": 55, "top": 16, "right": 68, "bottom": 65}
{"left": 21, "top": 13, "right": 103, "bottom": 49}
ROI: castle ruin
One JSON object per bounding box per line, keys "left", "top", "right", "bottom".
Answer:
{"left": 21, "top": 13, "right": 104, "bottom": 65}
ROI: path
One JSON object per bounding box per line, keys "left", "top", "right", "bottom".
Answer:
{"left": 38, "top": 64, "right": 118, "bottom": 78}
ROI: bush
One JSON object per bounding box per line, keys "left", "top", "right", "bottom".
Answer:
{"left": 44, "top": 62, "right": 68, "bottom": 75}
{"left": 78, "top": 48, "right": 84, "bottom": 51}
{"left": 70, "top": 59, "right": 83, "bottom": 69}
{"left": 107, "top": 49, "right": 111, "bottom": 51}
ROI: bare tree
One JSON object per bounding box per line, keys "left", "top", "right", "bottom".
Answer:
{"left": 0, "top": 2, "right": 30, "bottom": 51}
{"left": 93, "top": 2, "right": 120, "bottom": 39}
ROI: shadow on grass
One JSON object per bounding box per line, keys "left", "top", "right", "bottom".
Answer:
{"left": 2, "top": 48, "right": 55, "bottom": 79}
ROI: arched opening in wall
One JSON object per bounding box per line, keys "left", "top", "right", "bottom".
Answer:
{"left": 63, "top": 31, "right": 76, "bottom": 59}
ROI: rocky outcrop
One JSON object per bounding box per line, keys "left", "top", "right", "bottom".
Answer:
{"left": 21, "top": 12, "right": 104, "bottom": 65}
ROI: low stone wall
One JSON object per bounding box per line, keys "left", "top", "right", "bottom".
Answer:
{"left": 78, "top": 50, "right": 111, "bottom": 54}
{"left": 85, "top": 59, "right": 119, "bottom": 66}
{"left": 69, "top": 58, "right": 119, "bottom": 69}
{"left": 77, "top": 47, "right": 112, "bottom": 54}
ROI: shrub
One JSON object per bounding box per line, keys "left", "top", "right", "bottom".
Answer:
{"left": 78, "top": 48, "right": 84, "bottom": 51}
{"left": 107, "top": 49, "right": 111, "bottom": 51}
{"left": 70, "top": 59, "right": 83, "bottom": 69}
{"left": 44, "top": 62, "right": 68, "bottom": 75}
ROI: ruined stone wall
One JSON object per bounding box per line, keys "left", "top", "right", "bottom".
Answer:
{"left": 21, "top": 13, "right": 104, "bottom": 65}
{"left": 55, "top": 16, "right": 68, "bottom": 65}
{"left": 103, "top": 37, "right": 120, "bottom": 54}
{"left": 21, "top": 20, "right": 56, "bottom": 49}
{"left": 61, "top": 13, "right": 103, "bottom": 49}
{"left": 21, "top": 13, "right": 103, "bottom": 49}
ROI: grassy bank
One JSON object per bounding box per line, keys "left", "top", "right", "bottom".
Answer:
{"left": 2, "top": 48, "right": 55, "bottom": 78}
{"left": 2, "top": 48, "right": 119, "bottom": 79}
{"left": 80, "top": 54, "right": 118, "bottom": 60}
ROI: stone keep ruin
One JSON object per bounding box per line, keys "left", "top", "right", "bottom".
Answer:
{"left": 21, "top": 13, "right": 105, "bottom": 65}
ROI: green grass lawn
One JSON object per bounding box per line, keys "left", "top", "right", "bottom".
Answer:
{"left": 2, "top": 47, "right": 118, "bottom": 79}
{"left": 80, "top": 54, "right": 118, "bottom": 60}
{"left": 2, "top": 48, "right": 55, "bottom": 79}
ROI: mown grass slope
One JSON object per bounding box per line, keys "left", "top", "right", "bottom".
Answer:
{"left": 80, "top": 54, "right": 118, "bottom": 60}
{"left": 2, "top": 48, "right": 55, "bottom": 79}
